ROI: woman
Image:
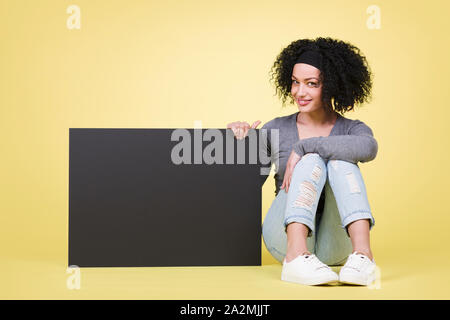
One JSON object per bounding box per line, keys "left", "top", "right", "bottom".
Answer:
{"left": 227, "top": 37, "right": 378, "bottom": 286}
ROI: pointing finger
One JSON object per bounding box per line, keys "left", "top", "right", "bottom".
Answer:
{"left": 251, "top": 120, "right": 261, "bottom": 129}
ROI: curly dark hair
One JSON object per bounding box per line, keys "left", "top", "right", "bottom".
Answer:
{"left": 269, "top": 37, "right": 373, "bottom": 113}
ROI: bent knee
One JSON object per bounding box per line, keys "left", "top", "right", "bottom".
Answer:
{"left": 295, "top": 153, "right": 326, "bottom": 169}
{"left": 327, "top": 159, "right": 359, "bottom": 172}
{"left": 301, "top": 152, "right": 325, "bottom": 162}
{"left": 293, "top": 153, "right": 327, "bottom": 183}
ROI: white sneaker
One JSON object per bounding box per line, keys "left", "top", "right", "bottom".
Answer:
{"left": 281, "top": 253, "right": 339, "bottom": 286}
{"left": 339, "top": 252, "right": 377, "bottom": 286}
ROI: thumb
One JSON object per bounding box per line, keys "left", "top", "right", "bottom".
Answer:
{"left": 251, "top": 120, "right": 261, "bottom": 129}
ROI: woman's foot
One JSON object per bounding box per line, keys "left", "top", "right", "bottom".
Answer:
{"left": 285, "top": 250, "right": 311, "bottom": 263}
{"left": 352, "top": 249, "right": 373, "bottom": 261}
{"left": 339, "top": 251, "right": 377, "bottom": 286}
{"left": 281, "top": 253, "right": 339, "bottom": 286}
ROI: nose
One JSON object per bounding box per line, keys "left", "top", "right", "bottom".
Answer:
{"left": 294, "top": 83, "right": 307, "bottom": 99}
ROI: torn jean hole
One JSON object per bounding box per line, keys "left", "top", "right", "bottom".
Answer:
{"left": 310, "top": 164, "right": 322, "bottom": 184}
{"left": 292, "top": 180, "right": 317, "bottom": 211}
{"left": 345, "top": 172, "right": 361, "bottom": 193}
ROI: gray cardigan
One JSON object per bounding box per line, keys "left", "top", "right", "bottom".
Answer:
{"left": 260, "top": 111, "right": 378, "bottom": 195}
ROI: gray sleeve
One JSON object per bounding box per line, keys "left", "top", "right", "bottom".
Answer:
{"left": 292, "top": 120, "right": 378, "bottom": 163}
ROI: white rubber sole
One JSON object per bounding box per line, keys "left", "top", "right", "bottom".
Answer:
{"left": 281, "top": 271, "right": 339, "bottom": 286}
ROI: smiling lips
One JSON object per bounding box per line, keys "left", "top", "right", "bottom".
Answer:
{"left": 298, "top": 99, "right": 312, "bottom": 106}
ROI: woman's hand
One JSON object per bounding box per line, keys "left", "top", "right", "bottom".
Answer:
{"left": 281, "top": 150, "right": 302, "bottom": 193}
{"left": 226, "top": 120, "right": 262, "bottom": 140}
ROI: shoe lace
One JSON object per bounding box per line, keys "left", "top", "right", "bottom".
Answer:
{"left": 304, "top": 254, "right": 331, "bottom": 271}
{"left": 343, "top": 252, "right": 368, "bottom": 271}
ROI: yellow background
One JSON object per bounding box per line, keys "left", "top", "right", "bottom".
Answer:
{"left": 1, "top": 0, "right": 450, "bottom": 299}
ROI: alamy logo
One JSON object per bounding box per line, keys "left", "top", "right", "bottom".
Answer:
{"left": 366, "top": 5, "right": 381, "bottom": 30}
{"left": 170, "top": 128, "right": 279, "bottom": 176}
{"left": 368, "top": 265, "right": 382, "bottom": 290}
{"left": 66, "top": 5, "right": 81, "bottom": 30}
{"left": 66, "top": 265, "right": 81, "bottom": 290}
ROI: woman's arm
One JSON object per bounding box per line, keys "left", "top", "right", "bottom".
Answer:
{"left": 292, "top": 120, "right": 378, "bottom": 163}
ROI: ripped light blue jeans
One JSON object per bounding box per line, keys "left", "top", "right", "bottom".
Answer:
{"left": 262, "top": 153, "right": 375, "bottom": 266}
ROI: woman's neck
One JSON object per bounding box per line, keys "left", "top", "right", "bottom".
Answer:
{"left": 297, "top": 108, "right": 337, "bottom": 127}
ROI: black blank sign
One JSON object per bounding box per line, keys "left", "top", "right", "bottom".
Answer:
{"left": 69, "top": 129, "right": 263, "bottom": 267}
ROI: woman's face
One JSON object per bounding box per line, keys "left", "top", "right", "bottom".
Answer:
{"left": 291, "top": 63, "right": 324, "bottom": 113}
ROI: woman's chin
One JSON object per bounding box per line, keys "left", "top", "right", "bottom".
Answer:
{"left": 297, "top": 104, "right": 311, "bottom": 111}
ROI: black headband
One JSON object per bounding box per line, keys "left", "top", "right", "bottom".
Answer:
{"left": 295, "top": 50, "right": 323, "bottom": 71}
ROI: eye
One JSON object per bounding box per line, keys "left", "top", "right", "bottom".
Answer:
{"left": 307, "top": 82, "right": 318, "bottom": 87}
{"left": 291, "top": 79, "right": 299, "bottom": 84}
